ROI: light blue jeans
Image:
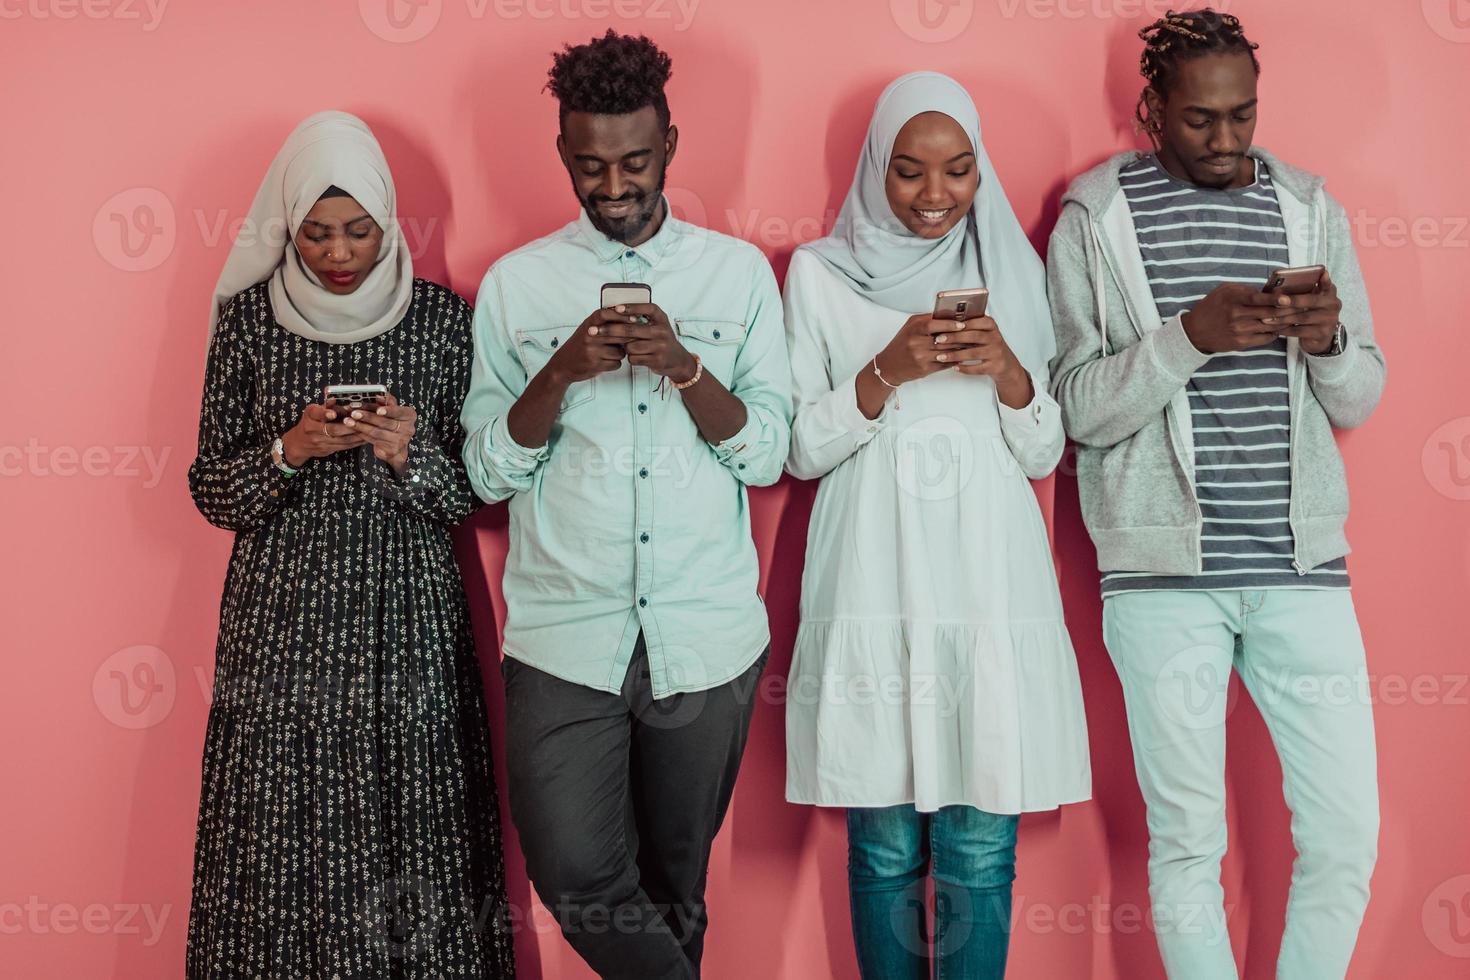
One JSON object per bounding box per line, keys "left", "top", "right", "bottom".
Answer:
{"left": 847, "top": 804, "right": 1018, "bottom": 980}
{"left": 1103, "top": 589, "right": 1379, "bottom": 979}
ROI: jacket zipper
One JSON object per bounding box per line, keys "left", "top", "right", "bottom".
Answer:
{"left": 1093, "top": 213, "right": 1206, "bottom": 574}
{"left": 1287, "top": 197, "right": 1326, "bottom": 577}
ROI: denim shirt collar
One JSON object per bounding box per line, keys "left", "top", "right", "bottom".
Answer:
{"left": 575, "top": 195, "right": 681, "bottom": 268}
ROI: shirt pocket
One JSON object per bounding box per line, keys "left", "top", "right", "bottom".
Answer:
{"left": 673, "top": 318, "right": 747, "bottom": 388}
{"left": 514, "top": 325, "right": 595, "bottom": 412}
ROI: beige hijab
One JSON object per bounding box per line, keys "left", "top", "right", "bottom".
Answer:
{"left": 209, "top": 110, "right": 413, "bottom": 344}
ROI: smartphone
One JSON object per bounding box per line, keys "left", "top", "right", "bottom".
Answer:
{"left": 933, "top": 287, "right": 989, "bottom": 321}
{"left": 602, "top": 282, "right": 652, "bottom": 308}
{"left": 1264, "top": 265, "right": 1326, "bottom": 295}
{"left": 324, "top": 383, "right": 388, "bottom": 418}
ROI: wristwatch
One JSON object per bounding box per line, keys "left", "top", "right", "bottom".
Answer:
{"left": 270, "top": 436, "right": 299, "bottom": 477}
{"left": 1309, "top": 322, "right": 1347, "bottom": 358}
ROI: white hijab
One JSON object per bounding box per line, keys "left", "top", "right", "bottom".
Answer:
{"left": 209, "top": 110, "right": 413, "bottom": 344}
{"left": 800, "top": 72, "right": 1055, "bottom": 373}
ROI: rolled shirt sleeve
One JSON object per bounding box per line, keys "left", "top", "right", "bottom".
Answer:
{"left": 707, "top": 256, "right": 792, "bottom": 487}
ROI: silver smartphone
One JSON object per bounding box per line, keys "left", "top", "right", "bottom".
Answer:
{"left": 323, "top": 383, "right": 388, "bottom": 417}
{"left": 933, "top": 287, "right": 989, "bottom": 321}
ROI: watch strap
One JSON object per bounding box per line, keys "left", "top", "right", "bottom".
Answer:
{"left": 271, "top": 436, "right": 299, "bottom": 477}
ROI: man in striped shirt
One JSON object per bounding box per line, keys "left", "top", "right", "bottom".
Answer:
{"left": 1046, "top": 9, "right": 1387, "bottom": 979}
{"left": 1107, "top": 151, "right": 1350, "bottom": 594}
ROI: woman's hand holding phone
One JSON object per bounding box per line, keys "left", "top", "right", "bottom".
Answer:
{"left": 874, "top": 313, "right": 1022, "bottom": 382}
{"left": 341, "top": 392, "right": 417, "bottom": 476}
{"left": 936, "top": 316, "right": 1033, "bottom": 407}
{"left": 857, "top": 313, "right": 989, "bottom": 418}
{"left": 859, "top": 313, "right": 1031, "bottom": 415}
{"left": 279, "top": 402, "right": 370, "bottom": 468}
{"left": 873, "top": 313, "right": 974, "bottom": 386}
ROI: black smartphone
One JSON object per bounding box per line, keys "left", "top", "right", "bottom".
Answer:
{"left": 601, "top": 282, "right": 652, "bottom": 308}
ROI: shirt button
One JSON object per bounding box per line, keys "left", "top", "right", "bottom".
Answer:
{"left": 638, "top": 596, "right": 648, "bottom": 607}
{"left": 624, "top": 250, "right": 636, "bottom": 258}
{"left": 638, "top": 403, "right": 648, "bottom": 414}
{"left": 712, "top": 329, "right": 721, "bottom": 339}
{"left": 737, "top": 462, "right": 746, "bottom": 470}
{"left": 639, "top": 468, "right": 649, "bottom": 479}
{"left": 550, "top": 337, "right": 558, "bottom": 348}
{"left": 640, "top": 532, "right": 650, "bottom": 543}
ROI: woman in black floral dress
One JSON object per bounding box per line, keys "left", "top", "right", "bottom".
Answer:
{"left": 186, "top": 111, "right": 515, "bottom": 977}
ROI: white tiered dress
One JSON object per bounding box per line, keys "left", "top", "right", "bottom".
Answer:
{"left": 782, "top": 248, "right": 1092, "bottom": 814}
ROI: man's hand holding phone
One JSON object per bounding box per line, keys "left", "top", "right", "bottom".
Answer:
{"left": 1260, "top": 267, "right": 1342, "bottom": 355}
{"left": 593, "top": 303, "right": 697, "bottom": 383}
{"left": 1183, "top": 283, "right": 1293, "bottom": 353}
{"left": 506, "top": 285, "right": 671, "bottom": 450}
{"left": 546, "top": 308, "right": 633, "bottom": 385}
{"left": 1184, "top": 266, "right": 1339, "bottom": 355}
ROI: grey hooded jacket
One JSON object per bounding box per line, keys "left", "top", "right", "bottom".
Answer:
{"left": 1046, "top": 147, "right": 1386, "bottom": 577}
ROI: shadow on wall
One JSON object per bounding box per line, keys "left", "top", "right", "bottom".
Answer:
{"left": 455, "top": 503, "right": 544, "bottom": 978}
{"left": 123, "top": 111, "right": 364, "bottom": 979}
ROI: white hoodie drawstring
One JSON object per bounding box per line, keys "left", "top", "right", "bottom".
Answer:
{"left": 1089, "top": 219, "right": 1110, "bottom": 357}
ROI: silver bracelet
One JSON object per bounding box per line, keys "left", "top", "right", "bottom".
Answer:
{"left": 872, "top": 356, "right": 901, "bottom": 410}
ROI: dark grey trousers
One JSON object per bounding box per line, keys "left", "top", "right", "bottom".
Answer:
{"left": 502, "top": 634, "right": 768, "bottom": 980}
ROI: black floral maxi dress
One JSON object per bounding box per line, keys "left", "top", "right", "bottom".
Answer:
{"left": 185, "top": 279, "right": 515, "bottom": 978}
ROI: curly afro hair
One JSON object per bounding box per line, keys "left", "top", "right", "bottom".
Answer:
{"left": 546, "top": 29, "right": 673, "bottom": 131}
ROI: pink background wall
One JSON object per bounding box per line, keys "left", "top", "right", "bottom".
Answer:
{"left": 3, "top": 1, "right": 1468, "bottom": 976}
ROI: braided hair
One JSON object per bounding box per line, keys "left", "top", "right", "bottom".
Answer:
{"left": 1135, "top": 9, "right": 1260, "bottom": 147}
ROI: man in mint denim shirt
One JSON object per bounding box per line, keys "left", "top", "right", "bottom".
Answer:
{"left": 460, "top": 31, "right": 790, "bottom": 980}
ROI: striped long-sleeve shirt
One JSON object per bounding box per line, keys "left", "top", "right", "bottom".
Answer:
{"left": 1101, "top": 154, "right": 1349, "bottom": 596}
